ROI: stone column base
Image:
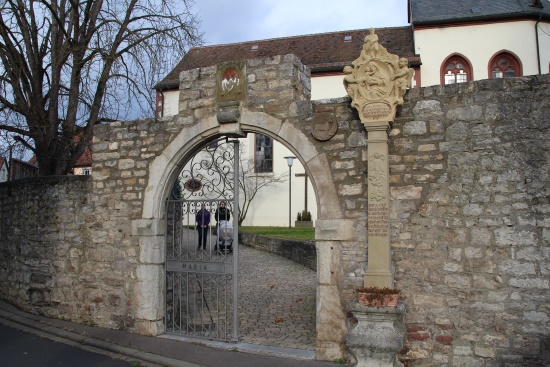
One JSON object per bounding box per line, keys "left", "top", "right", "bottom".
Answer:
{"left": 345, "top": 301, "right": 406, "bottom": 367}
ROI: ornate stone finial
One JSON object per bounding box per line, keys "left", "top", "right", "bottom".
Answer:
{"left": 344, "top": 28, "right": 413, "bottom": 124}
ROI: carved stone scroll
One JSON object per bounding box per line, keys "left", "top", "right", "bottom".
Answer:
{"left": 343, "top": 28, "right": 413, "bottom": 125}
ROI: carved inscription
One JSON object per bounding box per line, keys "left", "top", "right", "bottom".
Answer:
{"left": 362, "top": 102, "right": 391, "bottom": 120}
{"left": 368, "top": 203, "right": 389, "bottom": 237}
{"left": 166, "top": 260, "right": 233, "bottom": 274}
{"left": 368, "top": 152, "right": 387, "bottom": 202}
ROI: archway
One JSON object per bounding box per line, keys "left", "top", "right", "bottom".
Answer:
{"left": 134, "top": 108, "right": 348, "bottom": 359}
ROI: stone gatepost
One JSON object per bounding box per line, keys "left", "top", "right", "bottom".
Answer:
{"left": 346, "top": 302, "right": 406, "bottom": 367}
{"left": 342, "top": 28, "right": 412, "bottom": 366}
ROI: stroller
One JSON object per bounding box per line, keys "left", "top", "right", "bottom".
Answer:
{"left": 217, "top": 220, "right": 233, "bottom": 254}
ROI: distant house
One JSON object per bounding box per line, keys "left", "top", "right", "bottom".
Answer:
{"left": 71, "top": 144, "right": 93, "bottom": 176}
{"left": 0, "top": 157, "right": 7, "bottom": 182}
{"left": 9, "top": 158, "right": 38, "bottom": 181}
{"left": 28, "top": 138, "right": 93, "bottom": 176}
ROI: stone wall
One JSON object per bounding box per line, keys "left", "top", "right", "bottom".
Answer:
{"left": 239, "top": 233, "right": 316, "bottom": 271}
{"left": 0, "top": 176, "right": 94, "bottom": 320}
{"left": 0, "top": 53, "right": 548, "bottom": 366}
{"left": 389, "top": 75, "right": 550, "bottom": 366}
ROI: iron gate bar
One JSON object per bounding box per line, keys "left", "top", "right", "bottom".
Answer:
{"left": 230, "top": 139, "right": 239, "bottom": 342}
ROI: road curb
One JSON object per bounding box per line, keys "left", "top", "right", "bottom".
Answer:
{"left": 0, "top": 305, "right": 204, "bottom": 367}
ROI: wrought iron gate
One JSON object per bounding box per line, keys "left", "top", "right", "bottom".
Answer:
{"left": 165, "top": 139, "right": 239, "bottom": 341}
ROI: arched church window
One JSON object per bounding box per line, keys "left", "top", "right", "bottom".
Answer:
{"left": 255, "top": 134, "right": 273, "bottom": 173}
{"left": 489, "top": 52, "right": 522, "bottom": 79}
{"left": 441, "top": 55, "right": 472, "bottom": 85}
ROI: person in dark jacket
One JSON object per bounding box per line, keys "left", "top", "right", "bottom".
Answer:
{"left": 215, "top": 201, "right": 231, "bottom": 251}
{"left": 195, "top": 204, "right": 211, "bottom": 250}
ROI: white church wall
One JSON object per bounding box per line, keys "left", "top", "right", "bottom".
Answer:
{"left": 241, "top": 135, "right": 317, "bottom": 227}
{"left": 311, "top": 74, "right": 346, "bottom": 100}
{"left": 415, "top": 20, "right": 546, "bottom": 86}
{"left": 161, "top": 90, "right": 180, "bottom": 117}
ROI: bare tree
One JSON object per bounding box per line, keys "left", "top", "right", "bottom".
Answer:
{"left": 0, "top": 0, "right": 202, "bottom": 175}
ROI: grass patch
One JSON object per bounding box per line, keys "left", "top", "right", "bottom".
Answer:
{"left": 239, "top": 226, "right": 315, "bottom": 242}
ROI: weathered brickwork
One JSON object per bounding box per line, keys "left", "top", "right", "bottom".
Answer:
{"left": 0, "top": 53, "right": 548, "bottom": 366}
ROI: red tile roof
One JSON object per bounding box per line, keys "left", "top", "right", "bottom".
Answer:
{"left": 155, "top": 26, "right": 417, "bottom": 90}
{"left": 74, "top": 144, "right": 92, "bottom": 167}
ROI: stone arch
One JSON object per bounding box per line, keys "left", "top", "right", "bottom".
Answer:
{"left": 135, "top": 108, "right": 347, "bottom": 359}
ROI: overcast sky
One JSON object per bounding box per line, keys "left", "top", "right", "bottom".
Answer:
{"left": 192, "top": 0, "right": 410, "bottom": 46}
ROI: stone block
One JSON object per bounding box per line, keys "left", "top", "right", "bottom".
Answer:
{"left": 347, "top": 131, "right": 367, "bottom": 147}
{"left": 317, "top": 284, "right": 347, "bottom": 343}
{"left": 316, "top": 219, "right": 358, "bottom": 241}
{"left": 134, "top": 319, "right": 164, "bottom": 336}
{"left": 413, "top": 294, "right": 446, "bottom": 307}
{"left": 494, "top": 227, "right": 536, "bottom": 246}
{"left": 391, "top": 185, "right": 423, "bottom": 200}
{"left": 132, "top": 219, "right": 164, "bottom": 236}
{"left": 498, "top": 260, "right": 536, "bottom": 275}
{"left": 139, "top": 236, "right": 165, "bottom": 264}
{"left": 338, "top": 183, "right": 362, "bottom": 196}
{"left": 509, "top": 277, "right": 549, "bottom": 289}
{"left": 307, "top": 154, "right": 342, "bottom": 219}
{"left": 446, "top": 105, "right": 483, "bottom": 122}
{"left": 412, "top": 100, "right": 444, "bottom": 119}
{"left": 403, "top": 121, "right": 427, "bottom": 136}
{"left": 135, "top": 264, "right": 164, "bottom": 320}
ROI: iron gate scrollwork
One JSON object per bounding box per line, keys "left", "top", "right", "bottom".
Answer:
{"left": 165, "top": 139, "right": 239, "bottom": 341}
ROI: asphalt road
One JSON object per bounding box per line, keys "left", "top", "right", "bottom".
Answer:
{"left": 0, "top": 323, "right": 145, "bottom": 367}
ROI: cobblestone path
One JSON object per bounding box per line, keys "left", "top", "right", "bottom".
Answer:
{"left": 238, "top": 245, "right": 316, "bottom": 351}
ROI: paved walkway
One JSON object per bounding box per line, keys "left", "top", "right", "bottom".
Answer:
{"left": 238, "top": 245, "right": 316, "bottom": 350}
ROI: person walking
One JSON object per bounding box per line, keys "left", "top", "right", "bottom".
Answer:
{"left": 215, "top": 201, "right": 231, "bottom": 251}
{"left": 195, "top": 204, "right": 211, "bottom": 250}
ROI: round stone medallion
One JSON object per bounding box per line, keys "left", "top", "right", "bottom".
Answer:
{"left": 311, "top": 112, "right": 337, "bottom": 141}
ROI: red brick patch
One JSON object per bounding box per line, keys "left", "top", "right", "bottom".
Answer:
{"left": 436, "top": 335, "right": 454, "bottom": 345}
{"left": 407, "top": 324, "right": 428, "bottom": 332}
{"left": 408, "top": 332, "right": 430, "bottom": 341}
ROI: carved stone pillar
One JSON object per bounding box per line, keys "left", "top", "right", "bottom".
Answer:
{"left": 342, "top": 26, "right": 413, "bottom": 367}
{"left": 364, "top": 121, "right": 393, "bottom": 288}
{"left": 346, "top": 301, "right": 406, "bottom": 367}
{"left": 343, "top": 28, "right": 413, "bottom": 289}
